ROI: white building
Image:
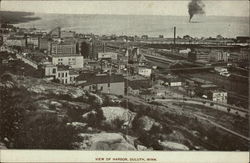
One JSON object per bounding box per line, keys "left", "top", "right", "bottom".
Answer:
{"left": 61, "top": 31, "right": 75, "bottom": 38}
{"left": 51, "top": 54, "right": 84, "bottom": 69}
{"left": 208, "top": 90, "right": 228, "bottom": 104}
{"left": 98, "top": 52, "right": 118, "bottom": 60}
{"left": 42, "top": 63, "right": 78, "bottom": 84}
{"left": 27, "top": 37, "right": 39, "bottom": 48}
{"left": 57, "top": 67, "right": 70, "bottom": 84}
{"left": 43, "top": 63, "right": 57, "bottom": 78}
{"left": 138, "top": 67, "right": 152, "bottom": 77}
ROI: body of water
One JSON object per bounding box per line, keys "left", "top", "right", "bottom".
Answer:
{"left": 16, "top": 13, "right": 249, "bottom": 38}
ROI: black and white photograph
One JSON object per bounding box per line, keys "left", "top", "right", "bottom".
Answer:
{"left": 0, "top": 0, "right": 249, "bottom": 162}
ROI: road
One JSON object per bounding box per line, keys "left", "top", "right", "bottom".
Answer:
{"left": 155, "top": 98, "right": 248, "bottom": 118}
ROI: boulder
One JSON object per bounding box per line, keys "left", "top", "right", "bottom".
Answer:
{"left": 0, "top": 142, "right": 7, "bottom": 149}
{"left": 101, "top": 107, "right": 136, "bottom": 128}
{"left": 67, "top": 122, "right": 88, "bottom": 131}
{"left": 136, "top": 115, "right": 156, "bottom": 131}
{"left": 158, "top": 140, "right": 189, "bottom": 151}
{"left": 137, "top": 145, "right": 147, "bottom": 151}
{"left": 75, "top": 133, "right": 136, "bottom": 150}
{"left": 82, "top": 110, "right": 97, "bottom": 121}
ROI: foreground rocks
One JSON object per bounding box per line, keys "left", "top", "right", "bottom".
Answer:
{"left": 73, "top": 133, "right": 136, "bottom": 150}
{"left": 158, "top": 140, "right": 189, "bottom": 151}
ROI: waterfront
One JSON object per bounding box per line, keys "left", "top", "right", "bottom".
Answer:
{"left": 16, "top": 14, "right": 249, "bottom": 38}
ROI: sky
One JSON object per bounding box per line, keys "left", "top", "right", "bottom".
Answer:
{"left": 1, "top": 0, "right": 249, "bottom": 17}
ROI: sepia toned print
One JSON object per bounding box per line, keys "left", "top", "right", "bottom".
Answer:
{"left": 0, "top": 0, "right": 249, "bottom": 158}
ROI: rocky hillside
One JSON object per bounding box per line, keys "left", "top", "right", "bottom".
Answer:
{"left": 0, "top": 73, "right": 248, "bottom": 151}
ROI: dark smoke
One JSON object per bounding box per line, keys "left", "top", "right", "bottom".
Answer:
{"left": 188, "top": 0, "right": 205, "bottom": 22}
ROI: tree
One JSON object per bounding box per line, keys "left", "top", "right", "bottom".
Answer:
{"left": 80, "top": 42, "right": 90, "bottom": 58}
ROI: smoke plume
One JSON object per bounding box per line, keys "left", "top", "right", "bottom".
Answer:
{"left": 188, "top": 0, "right": 205, "bottom": 22}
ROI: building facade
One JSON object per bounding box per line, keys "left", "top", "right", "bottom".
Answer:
{"left": 98, "top": 52, "right": 118, "bottom": 60}
{"left": 51, "top": 55, "right": 84, "bottom": 69}
{"left": 138, "top": 67, "right": 152, "bottom": 77}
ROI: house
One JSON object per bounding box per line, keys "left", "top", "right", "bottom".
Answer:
{"left": 40, "top": 63, "right": 79, "bottom": 84}
{"left": 76, "top": 73, "right": 125, "bottom": 95}
{"left": 57, "top": 66, "right": 70, "bottom": 84}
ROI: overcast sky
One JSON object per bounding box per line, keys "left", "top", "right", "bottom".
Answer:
{"left": 1, "top": 0, "right": 249, "bottom": 17}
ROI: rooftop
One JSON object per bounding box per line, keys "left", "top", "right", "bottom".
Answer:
{"left": 57, "top": 65, "right": 70, "bottom": 71}
{"left": 124, "top": 75, "right": 148, "bottom": 81}
{"left": 51, "top": 54, "right": 82, "bottom": 57}
{"left": 190, "top": 77, "right": 213, "bottom": 84}
{"left": 76, "top": 73, "right": 124, "bottom": 86}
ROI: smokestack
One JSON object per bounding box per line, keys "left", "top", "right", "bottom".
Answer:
{"left": 174, "top": 26, "right": 176, "bottom": 45}
{"left": 188, "top": 0, "right": 205, "bottom": 22}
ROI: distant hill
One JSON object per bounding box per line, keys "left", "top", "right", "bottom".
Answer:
{"left": 0, "top": 11, "right": 40, "bottom": 24}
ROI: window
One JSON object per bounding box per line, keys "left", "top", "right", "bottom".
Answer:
{"left": 65, "top": 79, "right": 67, "bottom": 84}
{"left": 65, "top": 73, "right": 67, "bottom": 77}
{"left": 52, "top": 68, "right": 56, "bottom": 74}
{"left": 58, "top": 73, "right": 60, "bottom": 77}
{"left": 62, "top": 73, "right": 64, "bottom": 77}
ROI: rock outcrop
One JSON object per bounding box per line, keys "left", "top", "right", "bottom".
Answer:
{"left": 73, "top": 133, "right": 136, "bottom": 150}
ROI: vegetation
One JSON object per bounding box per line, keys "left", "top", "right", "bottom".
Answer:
{"left": 0, "top": 11, "right": 40, "bottom": 24}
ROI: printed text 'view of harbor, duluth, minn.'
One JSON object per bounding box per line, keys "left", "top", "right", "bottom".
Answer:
{"left": 0, "top": 0, "right": 249, "bottom": 151}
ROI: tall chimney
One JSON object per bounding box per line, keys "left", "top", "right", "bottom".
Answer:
{"left": 174, "top": 26, "right": 176, "bottom": 45}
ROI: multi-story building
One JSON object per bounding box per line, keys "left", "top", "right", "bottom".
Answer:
{"left": 91, "top": 39, "right": 106, "bottom": 59}
{"left": 188, "top": 49, "right": 210, "bottom": 62}
{"left": 209, "top": 50, "right": 229, "bottom": 62}
{"left": 57, "top": 66, "right": 70, "bottom": 84}
{"left": 41, "top": 63, "right": 78, "bottom": 84}
{"left": 51, "top": 54, "right": 84, "bottom": 69}
{"left": 39, "top": 37, "right": 50, "bottom": 51}
{"left": 27, "top": 36, "right": 39, "bottom": 49}
{"left": 50, "top": 41, "right": 77, "bottom": 55}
